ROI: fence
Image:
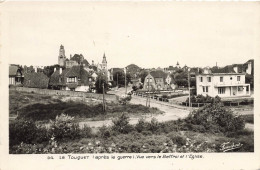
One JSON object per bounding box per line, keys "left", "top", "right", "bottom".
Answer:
{"left": 11, "top": 87, "right": 118, "bottom": 102}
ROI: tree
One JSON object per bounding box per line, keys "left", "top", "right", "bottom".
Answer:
{"left": 139, "top": 70, "right": 148, "bottom": 84}
{"left": 95, "top": 74, "right": 109, "bottom": 93}
{"left": 112, "top": 71, "right": 131, "bottom": 87}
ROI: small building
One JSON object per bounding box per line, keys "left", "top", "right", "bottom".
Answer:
{"left": 9, "top": 65, "right": 24, "bottom": 86}
{"left": 196, "top": 73, "right": 250, "bottom": 98}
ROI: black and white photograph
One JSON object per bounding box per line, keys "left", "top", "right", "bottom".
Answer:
{"left": 0, "top": 1, "right": 260, "bottom": 169}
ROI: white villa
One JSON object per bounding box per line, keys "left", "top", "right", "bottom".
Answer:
{"left": 196, "top": 73, "right": 250, "bottom": 98}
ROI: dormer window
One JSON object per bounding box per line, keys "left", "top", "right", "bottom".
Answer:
{"left": 67, "top": 77, "right": 77, "bottom": 83}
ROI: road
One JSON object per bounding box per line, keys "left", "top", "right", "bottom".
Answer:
{"left": 79, "top": 87, "right": 191, "bottom": 128}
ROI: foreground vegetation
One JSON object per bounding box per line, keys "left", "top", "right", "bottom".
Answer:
{"left": 10, "top": 90, "right": 163, "bottom": 122}
{"left": 10, "top": 96, "right": 254, "bottom": 153}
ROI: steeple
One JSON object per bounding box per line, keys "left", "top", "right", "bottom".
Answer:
{"left": 102, "top": 53, "right": 107, "bottom": 64}
{"left": 101, "top": 53, "right": 107, "bottom": 70}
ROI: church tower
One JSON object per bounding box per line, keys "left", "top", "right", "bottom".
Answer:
{"left": 102, "top": 53, "right": 107, "bottom": 70}
{"left": 58, "top": 45, "right": 66, "bottom": 66}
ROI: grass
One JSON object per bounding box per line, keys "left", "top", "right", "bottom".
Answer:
{"left": 10, "top": 90, "right": 163, "bottom": 121}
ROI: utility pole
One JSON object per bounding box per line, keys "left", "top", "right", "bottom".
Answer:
{"left": 125, "top": 67, "right": 127, "bottom": 95}
{"left": 102, "top": 82, "right": 106, "bottom": 112}
{"left": 117, "top": 73, "right": 118, "bottom": 87}
{"left": 188, "top": 68, "right": 191, "bottom": 107}
{"left": 146, "top": 75, "right": 150, "bottom": 107}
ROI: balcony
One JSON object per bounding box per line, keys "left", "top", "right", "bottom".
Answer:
{"left": 214, "top": 81, "right": 246, "bottom": 87}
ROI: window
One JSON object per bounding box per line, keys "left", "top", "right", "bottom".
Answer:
{"left": 67, "top": 77, "right": 76, "bottom": 83}
{"left": 238, "top": 86, "right": 243, "bottom": 91}
{"left": 200, "top": 77, "right": 203, "bottom": 82}
{"left": 203, "top": 86, "right": 208, "bottom": 93}
{"left": 237, "top": 76, "right": 241, "bottom": 81}
{"left": 220, "top": 77, "right": 223, "bottom": 82}
{"left": 218, "top": 87, "right": 225, "bottom": 94}
{"left": 207, "top": 77, "right": 211, "bottom": 82}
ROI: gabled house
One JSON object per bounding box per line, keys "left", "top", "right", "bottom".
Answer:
{"left": 143, "top": 70, "right": 167, "bottom": 91}
{"left": 49, "top": 65, "right": 90, "bottom": 91}
{"left": 9, "top": 65, "right": 24, "bottom": 86}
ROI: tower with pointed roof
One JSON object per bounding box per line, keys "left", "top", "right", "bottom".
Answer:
{"left": 102, "top": 53, "right": 107, "bottom": 71}
{"left": 58, "top": 44, "right": 66, "bottom": 66}
{"left": 176, "top": 61, "right": 180, "bottom": 68}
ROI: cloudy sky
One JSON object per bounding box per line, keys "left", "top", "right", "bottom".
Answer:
{"left": 2, "top": 2, "right": 260, "bottom": 68}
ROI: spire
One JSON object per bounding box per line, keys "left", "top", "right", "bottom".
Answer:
{"left": 102, "top": 53, "right": 107, "bottom": 64}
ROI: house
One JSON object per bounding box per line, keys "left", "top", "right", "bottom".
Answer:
{"left": 143, "top": 70, "right": 167, "bottom": 91}
{"left": 9, "top": 65, "right": 24, "bottom": 86}
{"left": 196, "top": 73, "right": 250, "bottom": 98}
{"left": 23, "top": 72, "right": 49, "bottom": 89}
{"left": 49, "top": 65, "right": 90, "bottom": 91}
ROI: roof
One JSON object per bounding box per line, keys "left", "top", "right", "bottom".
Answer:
{"left": 49, "top": 68, "right": 70, "bottom": 86}
{"left": 211, "top": 65, "right": 235, "bottom": 73}
{"left": 50, "top": 66, "right": 90, "bottom": 87}
{"left": 102, "top": 53, "right": 107, "bottom": 63}
{"left": 150, "top": 70, "right": 167, "bottom": 79}
{"left": 197, "top": 73, "right": 246, "bottom": 76}
{"left": 9, "top": 65, "right": 21, "bottom": 76}
{"left": 24, "top": 72, "right": 49, "bottom": 88}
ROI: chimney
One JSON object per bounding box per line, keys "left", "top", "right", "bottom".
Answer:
{"left": 92, "top": 60, "right": 94, "bottom": 66}
{"left": 197, "top": 67, "right": 199, "bottom": 73}
{"left": 59, "top": 67, "right": 62, "bottom": 74}
{"left": 70, "top": 54, "right": 72, "bottom": 59}
{"left": 54, "top": 67, "right": 56, "bottom": 72}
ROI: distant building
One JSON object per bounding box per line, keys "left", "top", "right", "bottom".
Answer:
{"left": 58, "top": 45, "right": 66, "bottom": 66}
{"left": 143, "top": 70, "right": 167, "bottom": 91}
{"left": 49, "top": 65, "right": 90, "bottom": 91}
{"left": 9, "top": 65, "right": 24, "bottom": 86}
{"left": 196, "top": 73, "right": 250, "bottom": 98}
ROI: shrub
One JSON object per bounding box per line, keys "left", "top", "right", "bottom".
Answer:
{"left": 148, "top": 118, "right": 160, "bottom": 133}
{"left": 185, "top": 101, "right": 245, "bottom": 133}
{"left": 49, "top": 114, "right": 81, "bottom": 141}
{"left": 135, "top": 118, "right": 149, "bottom": 133}
{"left": 167, "top": 132, "right": 186, "bottom": 147}
{"left": 80, "top": 124, "right": 93, "bottom": 138}
{"left": 99, "top": 125, "right": 112, "bottom": 138}
{"left": 9, "top": 119, "right": 49, "bottom": 146}
{"left": 112, "top": 113, "right": 134, "bottom": 134}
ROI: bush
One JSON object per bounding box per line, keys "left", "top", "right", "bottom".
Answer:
{"left": 99, "top": 125, "right": 112, "bottom": 138}
{"left": 9, "top": 119, "right": 49, "bottom": 147}
{"left": 185, "top": 101, "right": 245, "bottom": 133}
{"left": 112, "top": 113, "right": 134, "bottom": 134}
{"left": 135, "top": 118, "right": 149, "bottom": 133}
{"left": 49, "top": 114, "right": 81, "bottom": 141}
{"left": 167, "top": 132, "right": 186, "bottom": 146}
{"left": 80, "top": 124, "right": 93, "bottom": 138}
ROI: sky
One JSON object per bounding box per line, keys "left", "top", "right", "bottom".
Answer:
{"left": 2, "top": 2, "right": 260, "bottom": 69}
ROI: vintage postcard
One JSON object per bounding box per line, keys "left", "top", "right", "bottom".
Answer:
{"left": 0, "top": 1, "right": 260, "bottom": 169}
